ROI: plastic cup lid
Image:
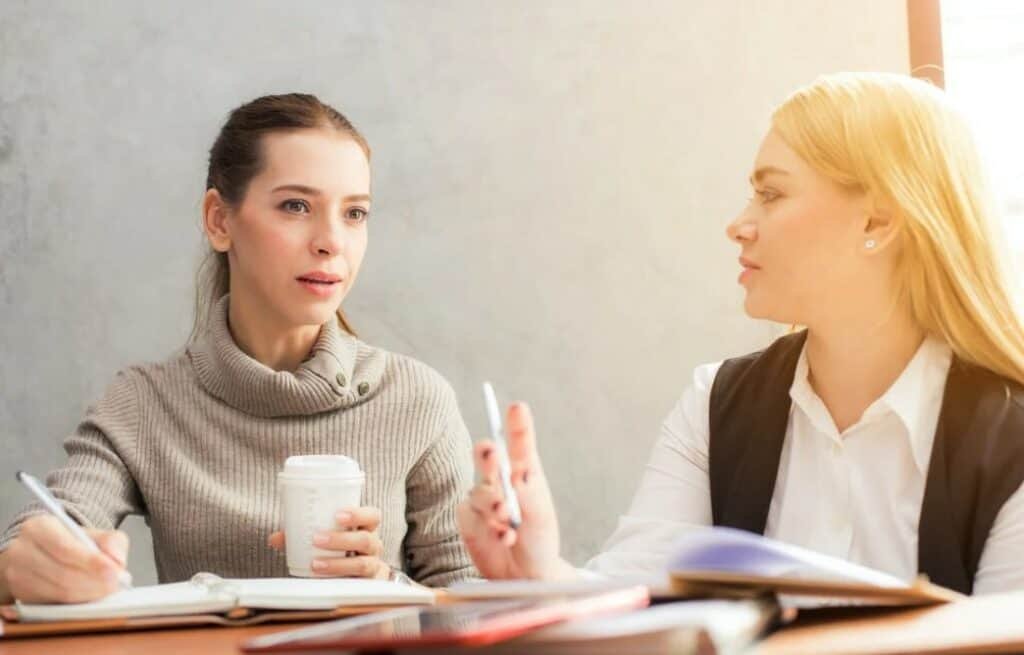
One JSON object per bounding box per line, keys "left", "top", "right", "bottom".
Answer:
{"left": 279, "top": 455, "right": 363, "bottom": 479}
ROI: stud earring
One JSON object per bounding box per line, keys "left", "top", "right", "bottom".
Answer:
{"left": 865, "top": 239, "right": 877, "bottom": 249}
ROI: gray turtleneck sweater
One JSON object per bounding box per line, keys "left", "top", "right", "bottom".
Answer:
{"left": 0, "top": 297, "right": 477, "bottom": 587}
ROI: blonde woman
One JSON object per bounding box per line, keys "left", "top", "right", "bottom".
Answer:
{"left": 0, "top": 94, "right": 476, "bottom": 604}
{"left": 458, "top": 72, "right": 1024, "bottom": 594}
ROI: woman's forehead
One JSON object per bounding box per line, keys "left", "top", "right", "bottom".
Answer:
{"left": 257, "top": 130, "right": 370, "bottom": 194}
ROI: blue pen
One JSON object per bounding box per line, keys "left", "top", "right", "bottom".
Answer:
{"left": 16, "top": 471, "right": 133, "bottom": 590}
{"left": 482, "top": 382, "right": 523, "bottom": 528}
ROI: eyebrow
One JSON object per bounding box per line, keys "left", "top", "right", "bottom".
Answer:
{"left": 270, "top": 184, "right": 371, "bottom": 202}
{"left": 749, "top": 166, "right": 790, "bottom": 185}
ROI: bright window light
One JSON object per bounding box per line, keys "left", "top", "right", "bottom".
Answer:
{"left": 942, "top": 1, "right": 1024, "bottom": 261}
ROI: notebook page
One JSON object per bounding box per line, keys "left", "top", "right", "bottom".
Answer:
{"left": 669, "top": 527, "right": 909, "bottom": 587}
{"left": 15, "top": 581, "right": 236, "bottom": 622}
{"left": 229, "top": 577, "right": 435, "bottom": 609}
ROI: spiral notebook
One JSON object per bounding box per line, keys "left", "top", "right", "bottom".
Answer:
{"left": 0, "top": 573, "right": 435, "bottom": 638}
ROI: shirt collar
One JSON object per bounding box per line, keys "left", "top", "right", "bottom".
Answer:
{"left": 789, "top": 335, "right": 953, "bottom": 474}
{"left": 188, "top": 295, "right": 383, "bottom": 417}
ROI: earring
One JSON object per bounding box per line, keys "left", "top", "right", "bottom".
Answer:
{"left": 865, "top": 239, "right": 877, "bottom": 249}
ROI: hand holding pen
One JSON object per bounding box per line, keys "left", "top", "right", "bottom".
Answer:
{"left": 1, "top": 472, "right": 132, "bottom": 604}
{"left": 455, "top": 386, "right": 578, "bottom": 581}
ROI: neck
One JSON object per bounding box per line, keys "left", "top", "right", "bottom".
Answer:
{"left": 227, "top": 293, "right": 322, "bottom": 372}
{"left": 803, "top": 306, "right": 925, "bottom": 434}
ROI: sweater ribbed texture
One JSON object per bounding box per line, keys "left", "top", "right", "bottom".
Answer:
{"left": 1, "top": 296, "right": 477, "bottom": 587}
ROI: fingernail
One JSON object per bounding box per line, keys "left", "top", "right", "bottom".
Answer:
{"left": 313, "top": 533, "right": 329, "bottom": 546}
{"left": 312, "top": 560, "right": 327, "bottom": 571}
{"left": 336, "top": 511, "right": 352, "bottom": 523}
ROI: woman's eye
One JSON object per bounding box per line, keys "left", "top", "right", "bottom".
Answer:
{"left": 281, "top": 199, "right": 310, "bottom": 214}
{"left": 346, "top": 207, "right": 369, "bottom": 222}
{"left": 755, "top": 189, "right": 780, "bottom": 203}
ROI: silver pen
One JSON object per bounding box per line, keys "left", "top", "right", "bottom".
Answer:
{"left": 482, "top": 382, "right": 523, "bottom": 528}
{"left": 16, "top": 471, "right": 133, "bottom": 590}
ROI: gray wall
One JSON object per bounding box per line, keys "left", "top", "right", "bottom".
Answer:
{"left": 0, "top": 1, "right": 908, "bottom": 584}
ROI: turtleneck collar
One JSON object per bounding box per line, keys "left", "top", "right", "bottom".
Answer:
{"left": 188, "top": 295, "right": 381, "bottom": 417}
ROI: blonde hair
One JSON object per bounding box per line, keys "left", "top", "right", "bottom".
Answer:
{"left": 772, "top": 72, "right": 1024, "bottom": 385}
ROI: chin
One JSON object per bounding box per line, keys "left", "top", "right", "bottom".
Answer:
{"left": 742, "top": 294, "right": 768, "bottom": 319}
{"left": 742, "top": 294, "right": 789, "bottom": 323}
{"left": 287, "top": 300, "right": 342, "bottom": 328}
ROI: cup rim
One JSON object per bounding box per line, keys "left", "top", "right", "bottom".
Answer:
{"left": 277, "top": 471, "right": 365, "bottom": 481}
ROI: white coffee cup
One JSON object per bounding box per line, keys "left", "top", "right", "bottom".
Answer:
{"left": 278, "top": 455, "right": 365, "bottom": 577}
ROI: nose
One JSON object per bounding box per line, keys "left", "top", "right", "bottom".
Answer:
{"left": 311, "top": 218, "right": 346, "bottom": 257}
{"left": 726, "top": 207, "right": 757, "bottom": 244}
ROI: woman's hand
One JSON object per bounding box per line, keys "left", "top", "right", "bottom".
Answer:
{"left": 456, "top": 402, "right": 577, "bottom": 581}
{"left": 0, "top": 514, "right": 130, "bottom": 604}
{"left": 268, "top": 506, "right": 391, "bottom": 580}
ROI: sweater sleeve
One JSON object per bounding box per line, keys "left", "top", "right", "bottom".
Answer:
{"left": 401, "top": 388, "right": 479, "bottom": 587}
{"left": 0, "top": 370, "right": 144, "bottom": 551}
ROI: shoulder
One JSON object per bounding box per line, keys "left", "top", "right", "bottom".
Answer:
{"left": 664, "top": 361, "right": 722, "bottom": 438}
{"left": 949, "top": 359, "right": 1024, "bottom": 446}
{"left": 948, "top": 358, "right": 1024, "bottom": 417}
{"left": 361, "top": 343, "right": 459, "bottom": 414}
{"left": 78, "top": 351, "right": 192, "bottom": 440}
{"left": 119, "top": 348, "right": 195, "bottom": 396}
{"left": 664, "top": 333, "right": 807, "bottom": 440}
{"left": 361, "top": 346, "right": 469, "bottom": 455}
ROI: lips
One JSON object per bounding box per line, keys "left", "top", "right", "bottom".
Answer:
{"left": 296, "top": 271, "right": 343, "bottom": 298}
{"left": 739, "top": 256, "right": 760, "bottom": 270}
{"left": 296, "top": 271, "right": 342, "bottom": 284}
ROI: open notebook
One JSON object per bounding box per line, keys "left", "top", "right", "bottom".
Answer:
{"left": 668, "top": 527, "right": 962, "bottom": 606}
{"left": 0, "top": 573, "right": 435, "bottom": 638}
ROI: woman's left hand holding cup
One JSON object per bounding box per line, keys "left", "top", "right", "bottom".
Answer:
{"left": 268, "top": 506, "right": 390, "bottom": 580}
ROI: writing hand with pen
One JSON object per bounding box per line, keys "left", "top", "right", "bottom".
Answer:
{"left": 1, "top": 472, "right": 132, "bottom": 604}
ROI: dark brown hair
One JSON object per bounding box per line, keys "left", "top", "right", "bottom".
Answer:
{"left": 191, "top": 93, "right": 370, "bottom": 342}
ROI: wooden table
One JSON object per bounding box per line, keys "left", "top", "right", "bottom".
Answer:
{"left": 0, "top": 622, "right": 305, "bottom": 655}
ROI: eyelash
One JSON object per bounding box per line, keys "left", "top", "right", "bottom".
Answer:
{"left": 346, "top": 207, "right": 369, "bottom": 223}
{"left": 752, "top": 189, "right": 780, "bottom": 204}
{"left": 279, "top": 200, "right": 370, "bottom": 222}
{"left": 280, "top": 199, "right": 311, "bottom": 214}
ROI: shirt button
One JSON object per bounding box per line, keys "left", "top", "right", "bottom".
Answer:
{"left": 357, "top": 382, "right": 370, "bottom": 396}
{"left": 335, "top": 372, "right": 348, "bottom": 388}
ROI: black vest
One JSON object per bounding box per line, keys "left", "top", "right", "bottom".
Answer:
{"left": 708, "top": 331, "right": 1024, "bottom": 594}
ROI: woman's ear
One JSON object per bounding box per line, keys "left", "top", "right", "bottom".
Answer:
{"left": 202, "top": 188, "right": 233, "bottom": 253}
{"left": 862, "top": 205, "right": 899, "bottom": 254}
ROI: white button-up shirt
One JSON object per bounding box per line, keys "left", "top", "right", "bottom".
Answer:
{"left": 585, "top": 337, "right": 1024, "bottom": 593}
